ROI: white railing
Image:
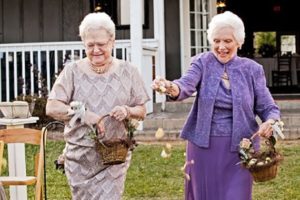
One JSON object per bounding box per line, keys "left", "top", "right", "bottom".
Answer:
{"left": 0, "top": 39, "right": 159, "bottom": 104}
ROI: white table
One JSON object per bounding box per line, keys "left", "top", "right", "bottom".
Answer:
{"left": 254, "top": 56, "right": 300, "bottom": 87}
{"left": 0, "top": 117, "right": 39, "bottom": 200}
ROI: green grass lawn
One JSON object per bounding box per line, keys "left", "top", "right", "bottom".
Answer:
{"left": 2, "top": 140, "right": 300, "bottom": 200}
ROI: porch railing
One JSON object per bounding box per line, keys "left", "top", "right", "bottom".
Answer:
{"left": 0, "top": 39, "right": 158, "bottom": 106}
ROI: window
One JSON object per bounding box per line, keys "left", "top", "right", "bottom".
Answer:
{"left": 253, "top": 32, "right": 276, "bottom": 57}
{"left": 189, "top": 0, "right": 210, "bottom": 56}
{"left": 280, "top": 35, "right": 296, "bottom": 55}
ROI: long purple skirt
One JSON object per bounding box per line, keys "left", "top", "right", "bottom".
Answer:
{"left": 185, "top": 136, "right": 253, "bottom": 200}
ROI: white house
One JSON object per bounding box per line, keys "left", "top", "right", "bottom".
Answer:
{"left": 1, "top": 0, "right": 300, "bottom": 110}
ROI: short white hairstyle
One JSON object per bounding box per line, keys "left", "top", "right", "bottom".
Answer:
{"left": 79, "top": 12, "right": 115, "bottom": 41}
{"left": 207, "top": 11, "right": 245, "bottom": 48}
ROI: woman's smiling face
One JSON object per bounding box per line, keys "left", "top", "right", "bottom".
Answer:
{"left": 211, "top": 27, "right": 240, "bottom": 64}
{"left": 84, "top": 29, "right": 114, "bottom": 66}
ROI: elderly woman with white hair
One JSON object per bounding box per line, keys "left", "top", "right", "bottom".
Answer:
{"left": 152, "top": 11, "right": 280, "bottom": 200}
{"left": 46, "top": 12, "right": 149, "bottom": 199}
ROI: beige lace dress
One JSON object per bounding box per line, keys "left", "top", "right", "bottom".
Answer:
{"left": 48, "top": 57, "right": 150, "bottom": 200}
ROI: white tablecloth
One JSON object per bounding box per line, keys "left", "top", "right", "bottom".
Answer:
{"left": 254, "top": 57, "right": 300, "bottom": 87}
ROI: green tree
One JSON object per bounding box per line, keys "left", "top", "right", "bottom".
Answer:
{"left": 254, "top": 32, "right": 276, "bottom": 57}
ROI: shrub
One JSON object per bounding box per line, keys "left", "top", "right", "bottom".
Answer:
{"left": 258, "top": 44, "right": 276, "bottom": 58}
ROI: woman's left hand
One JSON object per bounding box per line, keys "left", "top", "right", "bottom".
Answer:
{"left": 110, "top": 106, "right": 128, "bottom": 121}
{"left": 255, "top": 119, "right": 275, "bottom": 138}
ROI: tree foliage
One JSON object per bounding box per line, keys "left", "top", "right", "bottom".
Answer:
{"left": 254, "top": 32, "right": 276, "bottom": 57}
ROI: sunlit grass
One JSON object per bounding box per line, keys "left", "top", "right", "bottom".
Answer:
{"left": 2, "top": 139, "right": 300, "bottom": 200}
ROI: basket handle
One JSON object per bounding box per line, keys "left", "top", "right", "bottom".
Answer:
{"left": 250, "top": 132, "right": 260, "bottom": 140}
{"left": 97, "top": 114, "right": 110, "bottom": 125}
{"left": 95, "top": 114, "right": 132, "bottom": 139}
{"left": 95, "top": 114, "right": 110, "bottom": 139}
{"left": 250, "top": 131, "right": 276, "bottom": 151}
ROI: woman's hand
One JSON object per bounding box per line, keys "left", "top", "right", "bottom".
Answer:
{"left": 151, "top": 76, "right": 172, "bottom": 94}
{"left": 110, "top": 106, "right": 128, "bottom": 121}
{"left": 46, "top": 99, "right": 73, "bottom": 122}
{"left": 255, "top": 119, "right": 275, "bottom": 138}
{"left": 151, "top": 76, "right": 179, "bottom": 98}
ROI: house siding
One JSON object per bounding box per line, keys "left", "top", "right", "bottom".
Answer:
{"left": 0, "top": 0, "right": 155, "bottom": 43}
{"left": 0, "top": 0, "right": 3, "bottom": 42}
{"left": 0, "top": 0, "right": 90, "bottom": 43}
{"left": 2, "top": 0, "right": 22, "bottom": 43}
{"left": 23, "top": 0, "right": 40, "bottom": 42}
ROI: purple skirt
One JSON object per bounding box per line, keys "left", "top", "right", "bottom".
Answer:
{"left": 185, "top": 136, "right": 253, "bottom": 200}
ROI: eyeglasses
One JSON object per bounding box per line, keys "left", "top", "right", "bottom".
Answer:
{"left": 85, "top": 39, "right": 111, "bottom": 51}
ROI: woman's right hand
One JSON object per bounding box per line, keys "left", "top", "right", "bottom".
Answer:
{"left": 151, "top": 76, "right": 170, "bottom": 94}
{"left": 46, "top": 99, "right": 73, "bottom": 122}
{"left": 151, "top": 76, "right": 179, "bottom": 98}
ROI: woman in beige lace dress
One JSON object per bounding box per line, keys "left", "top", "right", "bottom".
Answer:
{"left": 46, "top": 12, "right": 150, "bottom": 200}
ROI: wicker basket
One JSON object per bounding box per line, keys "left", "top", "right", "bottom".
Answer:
{"left": 96, "top": 138, "right": 131, "bottom": 165}
{"left": 0, "top": 101, "right": 31, "bottom": 119}
{"left": 95, "top": 115, "right": 135, "bottom": 165}
{"left": 240, "top": 133, "right": 283, "bottom": 182}
{"left": 248, "top": 152, "right": 283, "bottom": 182}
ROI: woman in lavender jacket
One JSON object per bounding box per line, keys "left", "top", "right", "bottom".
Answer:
{"left": 152, "top": 11, "right": 280, "bottom": 200}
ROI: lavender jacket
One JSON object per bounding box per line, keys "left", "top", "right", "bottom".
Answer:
{"left": 173, "top": 52, "right": 280, "bottom": 152}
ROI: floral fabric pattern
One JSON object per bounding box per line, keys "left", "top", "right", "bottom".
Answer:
{"left": 174, "top": 52, "right": 280, "bottom": 151}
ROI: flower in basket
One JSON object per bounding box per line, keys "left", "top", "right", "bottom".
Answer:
{"left": 239, "top": 138, "right": 274, "bottom": 173}
{"left": 238, "top": 136, "right": 284, "bottom": 182}
{"left": 238, "top": 120, "right": 285, "bottom": 182}
{"left": 87, "top": 125, "right": 98, "bottom": 140}
{"left": 239, "top": 120, "right": 285, "bottom": 168}
{"left": 239, "top": 136, "right": 282, "bottom": 169}
{"left": 238, "top": 138, "right": 255, "bottom": 166}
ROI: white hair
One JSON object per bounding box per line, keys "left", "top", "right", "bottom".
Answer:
{"left": 79, "top": 12, "right": 115, "bottom": 41}
{"left": 207, "top": 11, "right": 245, "bottom": 48}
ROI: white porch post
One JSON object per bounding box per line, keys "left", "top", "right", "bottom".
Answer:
{"left": 153, "top": 0, "right": 166, "bottom": 104}
{"left": 130, "top": 0, "right": 149, "bottom": 126}
{"left": 180, "top": 0, "right": 191, "bottom": 74}
{"left": 130, "top": 0, "right": 143, "bottom": 73}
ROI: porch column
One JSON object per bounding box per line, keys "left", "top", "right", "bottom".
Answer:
{"left": 153, "top": 0, "right": 166, "bottom": 104}
{"left": 180, "top": 0, "right": 191, "bottom": 74}
{"left": 130, "top": 0, "right": 143, "bottom": 73}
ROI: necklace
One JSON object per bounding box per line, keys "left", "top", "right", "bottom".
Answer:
{"left": 221, "top": 66, "right": 229, "bottom": 80}
{"left": 90, "top": 58, "right": 113, "bottom": 74}
{"left": 221, "top": 72, "right": 229, "bottom": 80}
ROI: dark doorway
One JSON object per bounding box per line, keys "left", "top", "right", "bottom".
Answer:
{"left": 225, "top": 0, "right": 300, "bottom": 94}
